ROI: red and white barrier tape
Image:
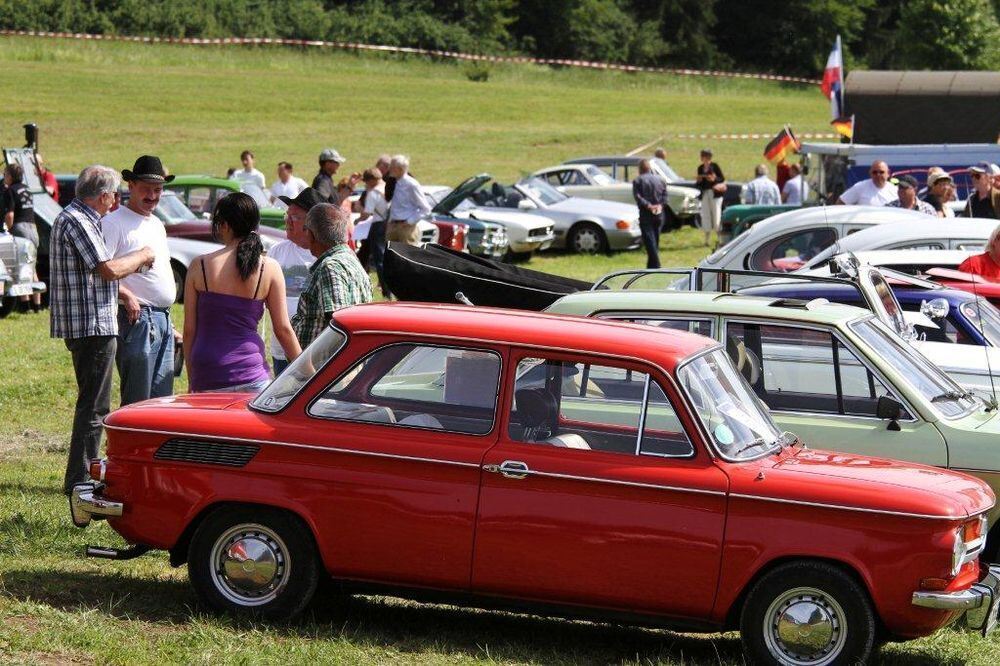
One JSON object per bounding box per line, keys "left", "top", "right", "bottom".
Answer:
{"left": 672, "top": 132, "right": 836, "bottom": 140}
{"left": 0, "top": 29, "right": 821, "bottom": 86}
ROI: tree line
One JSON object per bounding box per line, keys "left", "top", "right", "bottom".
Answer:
{"left": 2, "top": 0, "right": 999, "bottom": 76}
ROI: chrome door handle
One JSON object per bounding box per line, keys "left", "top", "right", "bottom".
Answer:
{"left": 483, "top": 460, "right": 531, "bottom": 479}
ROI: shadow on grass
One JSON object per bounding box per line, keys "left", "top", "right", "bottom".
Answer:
{"left": 0, "top": 568, "right": 971, "bottom": 665}
{"left": 0, "top": 481, "right": 69, "bottom": 498}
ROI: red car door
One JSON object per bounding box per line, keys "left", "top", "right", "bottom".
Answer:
{"left": 471, "top": 351, "right": 728, "bottom": 619}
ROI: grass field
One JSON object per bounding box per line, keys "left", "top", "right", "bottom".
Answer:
{"left": 1, "top": 35, "right": 998, "bottom": 665}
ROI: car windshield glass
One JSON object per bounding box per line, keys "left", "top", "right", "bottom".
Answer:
{"left": 651, "top": 158, "right": 682, "bottom": 182}
{"left": 517, "top": 178, "right": 567, "bottom": 205}
{"left": 961, "top": 299, "right": 1000, "bottom": 348}
{"left": 849, "top": 318, "right": 979, "bottom": 418}
{"left": 585, "top": 165, "right": 617, "bottom": 185}
{"left": 31, "top": 193, "right": 62, "bottom": 225}
{"left": 252, "top": 326, "right": 348, "bottom": 412}
{"left": 677, "top": 348, "right": 781, "bottom": 460}
{"left": 154, "top": 192, "right": 197, "bottom": 224}
{"left": 240, "top": 183, "right": 272, "bottom": 208}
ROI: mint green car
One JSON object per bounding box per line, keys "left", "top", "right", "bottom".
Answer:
{"left": 165, "top": 175, "right": 287, "bottom": 229}
{"left": 546, "top": 290, "right": 1000, "bottom": 553}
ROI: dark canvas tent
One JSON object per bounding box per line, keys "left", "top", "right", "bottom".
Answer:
{"left": 847, "top": 71, "right": 1000, "bottom": 145}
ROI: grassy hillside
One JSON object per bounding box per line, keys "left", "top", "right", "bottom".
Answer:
{"left": 0, "top": 36, "right": 828, "bottom": 184}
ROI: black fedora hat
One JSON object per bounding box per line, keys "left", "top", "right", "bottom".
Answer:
{"left": 122, "top": 155, "right": 175, "bottom": 183}
{"left": 279, "top": 187, "right": 325, "bottom": 211}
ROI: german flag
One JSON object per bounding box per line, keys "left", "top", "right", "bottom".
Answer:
{"left": 831, "top": 115, "right": 854, "bottom": 140}
{"left": 764, "top": 127, "right": 799, "bottom": 163}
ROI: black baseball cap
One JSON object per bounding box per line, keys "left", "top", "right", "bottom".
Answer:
{"left": 895, "top": 175, "right": 918, "bottom": 189}
{"left": 279, "top": 187, "right": 325, "bottom": 211}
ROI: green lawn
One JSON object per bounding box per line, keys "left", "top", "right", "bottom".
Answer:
{"left": 1, "top": 36, "right": 997, "bottom": 664}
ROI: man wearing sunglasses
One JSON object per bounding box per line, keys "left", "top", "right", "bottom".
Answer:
{"left": 963, "top": 162, "right": 1000, "bottom": 219}
{"left": 837, "top": 160, "right": 897, "bottom": 206}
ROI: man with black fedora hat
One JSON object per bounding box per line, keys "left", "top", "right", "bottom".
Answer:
{"left": 102, "top": 155, "right": 178, "bottom": 405}
{"left": 268, "top": 187, "right": 325, "bottom": 374}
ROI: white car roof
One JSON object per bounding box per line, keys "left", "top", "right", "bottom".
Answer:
{"left": 746, "top": 205, "right": 928, "bottom": 236}
{"left": 800, "top": 250, "right": 976, "bottom": 276}
{"left": 830, "top": 218, "right": 995, "bottom": 251}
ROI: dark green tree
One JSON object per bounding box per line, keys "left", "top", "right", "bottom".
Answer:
{"left": 895, "top": 0, "right": 1000, "bottom": 69}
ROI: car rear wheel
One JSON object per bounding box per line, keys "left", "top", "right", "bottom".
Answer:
{"left": 188, "top": 506, "right": 320, "bottom": 620}
{"left": 567, "top": 223, "right": 607, "bottom": 254}
{"left": 740, "top": 561, "right": 875, "bottom": 665}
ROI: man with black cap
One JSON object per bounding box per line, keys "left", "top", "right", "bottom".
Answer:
{"left": 964, "top": 162, "right": 1000, "bottom": 219}
{"left": 102, "top": 155, "right": 178, "bottom": 405}
{"left": 313, "top": 148, "right": 345, "bottom": 203}
{"left": 887, "top": 175, "right": 936, "bottom": 215}
{"left": 269, "top": 187, "right": 324, "bottom": 374}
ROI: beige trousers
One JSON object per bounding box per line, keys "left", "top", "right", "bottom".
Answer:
{"left": 387, "top": 221, "right": 421, "bottom": 246}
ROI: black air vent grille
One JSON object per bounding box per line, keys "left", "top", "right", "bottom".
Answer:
{"left": 154, "top": 439, "right": 260, "bottom": 467}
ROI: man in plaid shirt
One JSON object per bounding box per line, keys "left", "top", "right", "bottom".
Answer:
{"left": 292, "top": 203, "right": 373, "bottom": 348}
{"left": 50, "top": 165, "right": 155, "bottom": 494}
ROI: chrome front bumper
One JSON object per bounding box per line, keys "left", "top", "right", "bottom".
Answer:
{"left": 912, "top": 565, "right": 1000, "bottom": 635}
{"left": 69, "top": 482, "right": 123, "bottom": 528}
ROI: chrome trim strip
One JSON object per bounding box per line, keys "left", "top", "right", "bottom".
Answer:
{"left": 912, "top": 586, "right": 987, "bottom": 611}
{"left": 729, "top": 492, "right": 962, "bottom": 520}
{"left": 102, "top": 425, "right": 482, "bottom": 469}
{"left": 503, "top": 466, "right": 728, "bottom": 497}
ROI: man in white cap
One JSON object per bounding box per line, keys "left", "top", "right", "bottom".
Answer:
{"left": 964, "top": 162, "right": 1000, "bottom": 219}
{"left": 922, "top": 169, "right": 955, "bottom": 218}
{"left": 312, "top": 148, "right": 345, "bottom": 203}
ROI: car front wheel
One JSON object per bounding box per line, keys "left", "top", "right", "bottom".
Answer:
{"left": 740, "top": 561, "right": 875, "bottom": 665}
{"left": 567, "top": 223, "right": 608, "bottom": 254}
{"left": 188, "top": 506, "right": 320, "bottom": 620}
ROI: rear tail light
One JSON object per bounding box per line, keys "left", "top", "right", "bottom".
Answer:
{"left": 88, "top": 458, "right": 107, "bottom": 483}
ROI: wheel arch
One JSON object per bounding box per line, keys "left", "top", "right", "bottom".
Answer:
{"left": 566, "top": 220, "right": 608, "bottom": 252}
{"left": 169, "top": 500, "right": 323, "bottom": 569}
{"left": 721, "top": 555, "right": 879, "bottom": 632}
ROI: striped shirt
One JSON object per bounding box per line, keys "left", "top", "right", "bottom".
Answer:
{"left": 292, "top": 245, "right": 373, "bottom": 348}
{"left": 49, "top": 199, "right": 118, "bottom": 339}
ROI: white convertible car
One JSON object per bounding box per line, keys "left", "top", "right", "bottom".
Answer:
{"left": 532, "top": 163, "right": 701, "bottom": 227}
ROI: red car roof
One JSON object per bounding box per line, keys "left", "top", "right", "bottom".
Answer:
{"left": 331, "top": 303, "right": 716, "bottom": 374}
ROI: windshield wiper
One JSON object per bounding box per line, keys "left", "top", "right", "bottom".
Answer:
{"left": 730, "top": 437, "right": 779, "bottom": 458}
{"left": 931, "top": 390, "right": 973, "bottom": 403}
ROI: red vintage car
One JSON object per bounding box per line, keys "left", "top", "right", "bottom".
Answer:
{"left": 71, "top": 304, "right": 1000, "bottom": 664}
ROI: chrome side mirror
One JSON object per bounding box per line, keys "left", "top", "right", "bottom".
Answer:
{"left": 920, "top": 297, "right": 949, "bottom": 320}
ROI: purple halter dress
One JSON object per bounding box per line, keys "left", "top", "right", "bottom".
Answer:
{"left": 189, "top": 259, "right": 271, "bottom": 392}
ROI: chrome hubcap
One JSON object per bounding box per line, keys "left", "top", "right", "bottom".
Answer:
{"left": 573, "top": 229, "right": 600, "bottom": 253}
{"left": 763, "top": 587, "right": 846, "bottom": 666}
{"left": 210, "top": 524, "right": 289, "bottom": 606}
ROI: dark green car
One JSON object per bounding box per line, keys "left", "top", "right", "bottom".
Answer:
{"left": 719, "top": 203, "right": 802, "bottom": 245}
{"left": 165, "top": 175, "right": 287, "bottom": 229}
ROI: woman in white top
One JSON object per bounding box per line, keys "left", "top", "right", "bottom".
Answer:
{"left": 358, "top": 167, "right": 390, "bottom": 297}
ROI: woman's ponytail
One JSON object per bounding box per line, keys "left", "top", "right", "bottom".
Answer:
{"left": 211, "top": 192, "right": 263, "bottom": 281}
{"left": 236, "top": 230, "right": 264, "bottom": 281}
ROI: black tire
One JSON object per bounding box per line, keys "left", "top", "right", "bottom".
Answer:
{"left": 188, "top": 506, "right": 320, "bottom": 621}
{"left": 740, "top": 561, "right": 875, "bottom": 665}
{"left": 566, "top": 222, "right": 608, "bottom": 254}
{"left": 503, "top": 250, "right": 532, "bottom": 262}
{"left": 171, "top": 262, "right": 186, "bottom": 303}
{"left": 0, "top": 297, "right": 14, "bottom": 319}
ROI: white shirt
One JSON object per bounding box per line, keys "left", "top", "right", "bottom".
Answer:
{"left": 390, "top": 173, "right": 431, "bottom": 223}
{"left": 231, "top": 168, "right": 266, "bottom": 190}
{"left": 744, "top": 176, "right": 781, "bottom": 205}
{"left": 271, "top": 176, "right": 308, "bottom": 201}
{"left": 839, "top": 179, "right": 897, "bottom": 206}
{"left": 267, "top": 239, "right": 315, "bottom": 360}
{"left": 782, "top": 175, "right": 809, "bottom": 205}
{"left": 102, "top": 205, "right": 176, "bottom": 307}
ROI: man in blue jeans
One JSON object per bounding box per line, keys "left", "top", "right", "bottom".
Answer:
{"left": 632, "top": 159, "right": 668, "bottom": 269}
{"left": 102, "top": 156, "right": 179, "bottom": 404}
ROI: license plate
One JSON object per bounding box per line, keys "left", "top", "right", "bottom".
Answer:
{"left": 7, "top": 283, "right": 33, "bottom": 296}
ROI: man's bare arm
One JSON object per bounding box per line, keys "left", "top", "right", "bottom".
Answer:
{"left": 96, "top": 246, "right": 155, "bottom": 281}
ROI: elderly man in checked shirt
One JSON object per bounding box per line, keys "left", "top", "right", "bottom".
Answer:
{"left": 292, "top": 203, "right": 373, "bottom": 349}
{"left": 49, "top": 165, "right": 155, "bottom": 494}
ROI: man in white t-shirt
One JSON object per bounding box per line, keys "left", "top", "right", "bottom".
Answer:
{"left": 230, "top": 149, "right": 266, "bottom": 190}
{"left": 837, "top": 160, "right": 897, "bottom": 206}
{"left": 270, "top": 161, "right": 308, "bottom": 202}
{"left": 270, "top": 187, "right": 325, "bottom": 373}
{"left": 102, "top": 155, "right": 178, "bottom": 405}
{"left": 781, "top": 164, "right": 809, "bottom": 205}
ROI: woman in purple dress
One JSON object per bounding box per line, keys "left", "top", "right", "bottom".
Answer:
{"left": 183, "top": 193, "right": 301, "bottom": 393}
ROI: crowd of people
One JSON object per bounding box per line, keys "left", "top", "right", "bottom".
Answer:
{"left": 46, "top": 149, "right": 438, "bottom": 494}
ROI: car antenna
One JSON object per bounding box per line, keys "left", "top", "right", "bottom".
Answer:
{"left": 969, "top": 277, "right": 998, "bottom": 411}
{"left": 455, "top": 291, "right": 475, "bottom": 306}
